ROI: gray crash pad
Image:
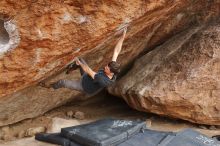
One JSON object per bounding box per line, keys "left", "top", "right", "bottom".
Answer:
{"left": 35, "top": 133, "right": 81, "bottom": 146}
{"left": 118, "top": 129, "right": 175, "bottom": 146}
{"left": 159, "top": 129, "right": 220, "bottom": 146}
{"left": 61, "top": 118, "right": 146, "bottom": 146}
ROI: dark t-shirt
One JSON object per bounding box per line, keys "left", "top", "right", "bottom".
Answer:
{"left": 81, "top": 69, "right": 116, "bottom": 94}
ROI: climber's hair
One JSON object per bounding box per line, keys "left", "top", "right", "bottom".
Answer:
{"left": 108, "top": 61, "right": 121, "bottom": 74}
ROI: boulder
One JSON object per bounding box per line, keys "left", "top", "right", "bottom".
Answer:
{"left": 25, "top": 127, "right": 46, "bottom": 137}
{"left": 74, "top": 111, "right": 85, "bottom": 120}
{"left": 0, "top": 0, "right": 219, "bottom": 126}
{"left": 108, "top": 22, "right": 220, "bottom": 125}
{"left": 47, "top": 117, "right": 82, "bottom": 133}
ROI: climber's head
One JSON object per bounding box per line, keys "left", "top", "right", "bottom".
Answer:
{"left": 104, "top": 61, "right": 120, "bottom": 75}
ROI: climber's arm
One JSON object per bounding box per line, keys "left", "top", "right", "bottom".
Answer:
{"left": 112, "top": 28, "right": 127, "bottom": 62}
{"left": 75, "top": 58, "right": 96, "bottom": 79}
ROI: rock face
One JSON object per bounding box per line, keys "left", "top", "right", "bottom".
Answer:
{"left": 108, "top": 22, "right": 220, "bottom": 125}
{"left": 0, "top": 0, "right": 219, "bottom": 126}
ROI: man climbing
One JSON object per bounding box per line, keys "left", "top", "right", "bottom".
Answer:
{"left": 41, "top": 28, "right": 127, "bottom": 96}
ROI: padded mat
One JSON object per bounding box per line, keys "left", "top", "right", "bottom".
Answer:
{"left": 61, "top": 118, "right": 146, "bottom": 146}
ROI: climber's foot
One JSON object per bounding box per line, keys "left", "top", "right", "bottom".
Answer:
{"left": 50, "top": 81, "right": 61, "bottom": 90}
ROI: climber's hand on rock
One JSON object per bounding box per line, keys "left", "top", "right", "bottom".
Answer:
{"left": 74, "top": 57, "right": 81, "bottom": 65}
{"left": 122, "top": 27, "right": 127, "bottom": 38}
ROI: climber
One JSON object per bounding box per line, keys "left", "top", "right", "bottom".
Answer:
{"left": 41, "top": 28, "right": 127, "bottom": 96}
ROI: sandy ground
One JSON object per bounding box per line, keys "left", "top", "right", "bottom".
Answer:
{"left": 0, "top": 91, "right": 219, "bottom": 146}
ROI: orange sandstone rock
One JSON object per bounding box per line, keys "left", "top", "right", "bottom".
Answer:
{"left": 109, "top": 22, "right": 220, "bottom": 125}
{"left": 0, "top": 0, "right": 219, "bottom": 126}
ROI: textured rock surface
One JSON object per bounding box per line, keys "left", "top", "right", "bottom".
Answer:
{"left": 0, "top": 137, "right": 56, "bottom": 146}
{"left": 47, "top": 118, "right": 81, "bottom": 133}
{"left": 108, "top": 22, "right": 220, "bottom": 125}
{"left": 0, "top": 0, "right": 219, "bottom": 126}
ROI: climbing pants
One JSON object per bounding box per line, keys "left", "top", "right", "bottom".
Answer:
{"left": 52, "top": 58, "right": 88, "bottom": 92}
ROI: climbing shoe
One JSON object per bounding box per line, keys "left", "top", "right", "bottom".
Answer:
{"left": 50, "top": 81, "right": 61, "bottom": 89}
{"left": 66, "top": 62, "right": 79, "bottom": 74}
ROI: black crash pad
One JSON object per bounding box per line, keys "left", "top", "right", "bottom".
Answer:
{"left": 61, "top": 118, "right": 146, "bottom": 146}
{"left": 159, "top": 129, "right": 220, "bottom": 146}
{"left": 35, "top": 133, "right": 81, "bottom": 146}
{"left": 118, "top": 129, "right": 175, "bottom": 146}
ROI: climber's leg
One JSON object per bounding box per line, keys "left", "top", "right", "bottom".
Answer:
{"left": 51, "top": 79, "right": 83, "bottom": 91}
